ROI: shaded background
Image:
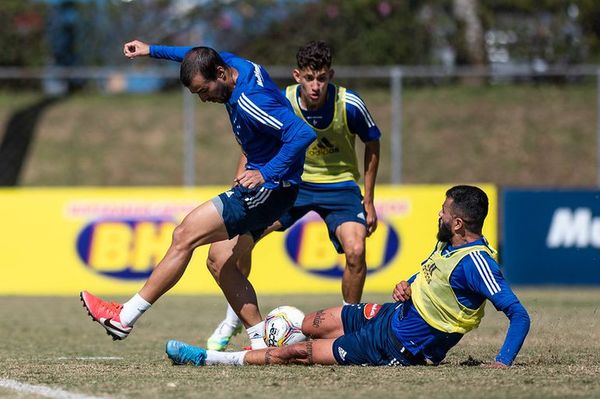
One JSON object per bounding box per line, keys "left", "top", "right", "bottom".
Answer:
{"left": 1, "top": 0, "right": 600, "bottom": 187}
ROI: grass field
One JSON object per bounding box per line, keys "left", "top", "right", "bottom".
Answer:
{"left": 1, "top": 289, "right": 599, "bottom": 399}
{"left": 0, "top": 83, "right": 597, "bottom": 187}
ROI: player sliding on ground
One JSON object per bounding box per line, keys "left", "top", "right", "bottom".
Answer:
{"left": 80, "top": 40, "right": 316, "bottom": 349}
{"left": 165, "top": 185, "right": 530, "bottom": 367}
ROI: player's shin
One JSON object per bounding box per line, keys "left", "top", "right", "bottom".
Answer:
{"left": 205, "top": 350, "right": 248, "bottom": 366}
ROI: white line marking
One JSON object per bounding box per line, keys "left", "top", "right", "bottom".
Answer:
{"left": 0, "top": 378, "right": 110, "bottom": 399}
{"left": 56, "top": 356, "right": 123, "bottom": 360}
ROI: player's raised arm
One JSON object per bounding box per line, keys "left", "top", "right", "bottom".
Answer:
{"left": 123, "top": 39, "right": 194, "bottom": 62}
{"left": 123, "top": 40, "right": 150, "bottom": 59}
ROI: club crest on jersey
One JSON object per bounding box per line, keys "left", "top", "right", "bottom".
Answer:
{"left": 363, "top": 303, "right": 381, "bottom": 320}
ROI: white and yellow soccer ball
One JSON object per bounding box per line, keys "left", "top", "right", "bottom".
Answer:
{"left": 263, "top": 306, "right": 307, "bottom": 347}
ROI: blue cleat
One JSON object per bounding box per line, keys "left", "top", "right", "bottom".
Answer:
{"left": 166, "top": 340, "right": 207, "bottom": 366}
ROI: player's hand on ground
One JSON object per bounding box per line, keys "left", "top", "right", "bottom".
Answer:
{"left": 235, "top": 170, "right": 265, "bottom": 189}
{"left": 364, "top": 202, "right": 378, "bottom": 236}
{"left": 486, "top": 361, "right": 509, "bottom": 369}
{"left": 124, "top": 40, "right": 150, "bottom": 59}
{"left": 392, "top": 281, "right": 411, "bottom": 302}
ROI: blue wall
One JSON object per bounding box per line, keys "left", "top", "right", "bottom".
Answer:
{"left": 503, "top": 190, "right": 600, "bottom": 284}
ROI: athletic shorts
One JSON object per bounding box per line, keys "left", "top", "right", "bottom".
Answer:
{"left": 332, "top": 303, "right": 422, "bottom": 366}
{"left": 212, "top": 184, "right": 298, "bottom": 241}
{"left": 278, "top": 184, "right": 367, "bottom": 253}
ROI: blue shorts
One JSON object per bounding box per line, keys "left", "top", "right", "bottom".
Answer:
{"left": 278, "top": 183, "right": 367, "bottom": 253}
{"left": 332, "top": 303, "right": 423, "bottom": 366}
{"left": 213, "top": 184, "right": 298, "bottom": 241}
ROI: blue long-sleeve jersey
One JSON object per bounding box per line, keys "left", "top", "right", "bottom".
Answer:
{"left": 392, "top": 238, "right": 530, "bottom": 365}
{"left": 149, "top": 45, "right": 316, "bottom": 189}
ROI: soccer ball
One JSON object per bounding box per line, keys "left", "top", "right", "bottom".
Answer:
{"left": 263, "top": 306, "right": 307, "bottom": 347}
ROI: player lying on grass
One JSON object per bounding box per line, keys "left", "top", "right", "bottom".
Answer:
{"left": 165, "top": 185, "right": 530, "bottom": 367}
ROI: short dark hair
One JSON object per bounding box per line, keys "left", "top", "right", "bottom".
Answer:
{"left": 180, "top": 47, "right": 227, "bottom": 87}
{"left": 446, "top": 185, "right": 488, "bottom": 234}
{"left": 296, "top": 40, "right": 332, "bottom": 70}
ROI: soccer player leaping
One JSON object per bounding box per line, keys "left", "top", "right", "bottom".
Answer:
{"left": 80, "top": 41, "right": 316, "bottom": 350}
{"left": 165, "top": 185, "right": 531, "bottom": 368}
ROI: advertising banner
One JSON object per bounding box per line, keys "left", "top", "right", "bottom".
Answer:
{"left": 503, "top": 190, "right": 600, "bottom": 284}
{"left": 0, "top": 185, "right": 497, "bottom": 295}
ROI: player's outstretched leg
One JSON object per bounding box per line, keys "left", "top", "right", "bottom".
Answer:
{"left": 80, "top": 291, "right": 132, "bottom": 340}
{"left": 166, "top": 340, "right": 207, "bottom": 366}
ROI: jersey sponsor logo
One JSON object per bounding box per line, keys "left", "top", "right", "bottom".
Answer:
{"left": 363, "top": 303, "right": 381, "bottom": 320}
{"left": 307, "top": 137, "right": 340, "bottom": 156}
{"left": 546, "top": 207, "right": 600, "bottom": 248}
{"left": 76, "top": 219, "right": 176, "bottom": 280}
{"left": 284, "top": 213, "right": 399, "bottom": 278}
{"left": 249, "top": 61, "right": 264, "bottom": 87}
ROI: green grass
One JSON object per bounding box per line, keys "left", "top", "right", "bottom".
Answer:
{"left": 1, "top": 289, "right": 599, "bottom": 398}
{"left": 0, "top": 83, "right": 597, "bottom": 187}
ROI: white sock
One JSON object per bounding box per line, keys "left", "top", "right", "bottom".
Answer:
{"left": 343, "top": 300, "right": 351, "bottom": 306}
{"left": 205, "top": 350, "right": 248, "bottom": 366}
{"left": 119, "top": 293, "right": 151, "bottom": 327}
{"left": 225, "top": 304, "right": 241, "bottom": 327}
{"left": 247, "top": 321, "right": 267, "bottom": 349}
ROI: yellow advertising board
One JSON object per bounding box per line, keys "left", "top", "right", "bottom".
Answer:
{"left": 0, "top": 185, "right": 497, "bottom": 295}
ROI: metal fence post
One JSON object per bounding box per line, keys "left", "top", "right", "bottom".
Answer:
{"left": 597, "top": 69, "right": 600, "bottom": 187}
{"left": 390, "top": 66, "right": 403, "bottom": 185}
{"left": 183, "top": 87, "right": 195, "bottom": 187}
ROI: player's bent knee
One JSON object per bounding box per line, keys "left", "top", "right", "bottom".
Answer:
{"left": 344, "top": 244, "right": 366, "bottom": 268}
{"left": 206, "top": 252, "right": 226, "bottom": 277}
{"left": 171, "top": 223, "right": 196, "bottom": 252}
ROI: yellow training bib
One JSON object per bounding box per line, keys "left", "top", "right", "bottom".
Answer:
{"left": 286, "top": 84, "right": 359, "bottom": 183}
{"left": 411, "top": 240, "right": 497, "bottom": 334}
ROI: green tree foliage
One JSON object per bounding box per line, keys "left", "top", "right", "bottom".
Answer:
{"left": 237, "top": 0, "right": 431, "bottom": 65}
{"left": 0, "top": 0, "right": 47, "bottom": 66}
{"left": 240, "top": 0, "right": 600, "bottom": 66}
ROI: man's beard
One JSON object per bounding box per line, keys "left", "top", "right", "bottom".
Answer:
{"left": 436, "top": 218, "right": 453, "bottom": 243}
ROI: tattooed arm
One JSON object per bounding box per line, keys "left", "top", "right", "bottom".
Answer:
{"left": 243, "top": 339, "right": 337, "bottom": 365}
{"left": 301, "top": 306, "right": 345, "bottom": 338}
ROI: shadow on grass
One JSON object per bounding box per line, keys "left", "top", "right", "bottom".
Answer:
{"left": 459, "top": 356, "right": 484, "bottom": 366}
{"left": 0, "top": 95, "right": 66, "bottom": 186}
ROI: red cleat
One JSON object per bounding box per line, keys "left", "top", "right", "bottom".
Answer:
{"left": 80, "top": 291, "right": 132, "bottom": 340}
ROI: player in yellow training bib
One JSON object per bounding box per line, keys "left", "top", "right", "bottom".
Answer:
{"left": 207, "top": 41, "right": 381, "bottom": 350}
{"left": 167, "top": 185, "right": 530, "bottom": 368}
